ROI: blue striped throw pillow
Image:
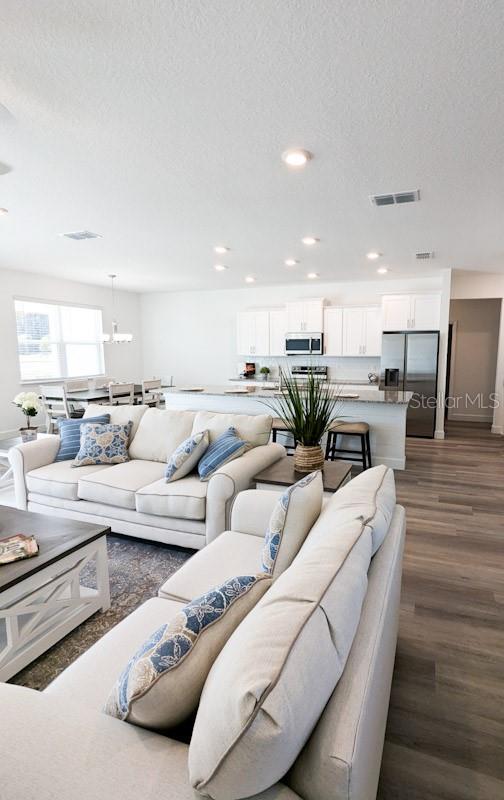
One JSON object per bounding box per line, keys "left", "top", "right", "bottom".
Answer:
{"left": 197, "top": 427, "right": 248, "bottom": 481}
{"left": 55, "top": 414, "right": 110, "bottom": 462}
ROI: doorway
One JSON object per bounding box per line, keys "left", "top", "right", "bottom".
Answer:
{"left": 446, "top": 298, "right": 501, "bottom": 431}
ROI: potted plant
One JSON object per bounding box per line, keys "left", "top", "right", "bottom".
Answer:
{"left": 259, "top": 366, "right": 271, "bottom": 381}
{"left": 12, "top": 392, "right": 41, "bottom": 442}
{"left": 261, "top": 367, "right": 341, "bottom": 472}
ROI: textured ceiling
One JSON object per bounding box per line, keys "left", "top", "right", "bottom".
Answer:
{"left": 0, "top": 0, "right": 503, "bottom": 292}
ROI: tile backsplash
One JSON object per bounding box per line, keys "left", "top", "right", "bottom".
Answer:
{"left": 258, "top": 355, "right": 381, "bottom": 382}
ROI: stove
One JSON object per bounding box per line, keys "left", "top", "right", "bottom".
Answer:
{"left": 290, "top": 365, "right": 328, "bottom": 381}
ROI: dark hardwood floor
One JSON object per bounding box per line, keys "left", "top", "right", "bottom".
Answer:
{"left": 378, "top": 421, "right": 504, "bottom": 800}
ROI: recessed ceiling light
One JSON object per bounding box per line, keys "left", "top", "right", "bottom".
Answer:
{"left": 377, "top": 267, "right": 389, "bottom": 274}
{"left": 281, "top": 148, "right": 313, "bottom": 167}
{"left": 245, "top": 276, "right": 256, "bottom": 284}
{"left": 214, "top": 264, "right": 228, "bottom": 272}
{"left": 307, "top": 272, "right": 319, "bottom": 279}
{"left": 214, "top": 245, "right": 229, "bottom": 254}
{"left": 366, "top": 251, "right": 381, "bottom": 260}
{"left": 302, "top": 236, "right": 319, "bottom": 246}
{"left": 284, "top": 259, "right": 299, "bottom": 267}
{"left": 0, "top": 208, "right": 9, "bottom": 215}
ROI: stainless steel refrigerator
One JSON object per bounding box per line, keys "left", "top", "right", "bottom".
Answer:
{"left": 379, "top": 332, "right": 440, "bottom": 438}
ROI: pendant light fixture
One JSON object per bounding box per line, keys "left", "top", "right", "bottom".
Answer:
{"left": 102, "top": 274, "right": 133, "bottom": 343}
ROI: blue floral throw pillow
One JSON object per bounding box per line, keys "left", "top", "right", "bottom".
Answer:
{"left": 73, "top": 421, "right": 133, "bottom": 467}
{"left": 55, "top": 414, "right": 110, "bottom": 462}
{"left": 261, "top": 471, "right": 323, "bottom": 578}
{"left": 165, "top": 430, "right": 209, "bottom": 483}
{"left": 104, "top": 573, "right": 272, "bottom": 730}
{"left": 197, "top": 427, "right": 248, "bottom": 481}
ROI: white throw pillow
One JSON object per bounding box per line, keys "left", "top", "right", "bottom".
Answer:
{"left": 165, "top": 430, "right": 209, "bottom": 483}
{"left": 261, "top": 471, "right": 323, "bottom": 578}
{"left": 104, "top": 574, "right": 271, "bottom": 731}
{"left": 188, "top": 518, "right": 372, "bottom": 799}
{"left": 191, "top": 411, "right": 272, "bottom": 448}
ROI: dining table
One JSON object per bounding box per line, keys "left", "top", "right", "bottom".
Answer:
{"left": 42, "top": 384, "right": 160, "bottom": 405}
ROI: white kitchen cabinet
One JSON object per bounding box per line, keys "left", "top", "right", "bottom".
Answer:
{"left": 286, "top": 299, "right": 324, "bottom": 332}
{"left": 410, "top": 293, "right": 441, "bottom": 330}
{"left": 363, "top": 306, "right": 382, "bottom": 356}
{"left": 382, "top": 294, "right": 441, "bottom": 331}
{"left": 323, "top": 307, "right": 343, "bottom": 355}
{"left": 236, "top": 310, "right": 270, "bottom": 356}
{"left": 342, "top": 306, "right": 382, "bottom": 356}
{"left": 269, "top": 308, "right": 287, "bottom": 356}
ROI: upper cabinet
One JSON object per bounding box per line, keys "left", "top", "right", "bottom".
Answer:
{"left": 269, "top": 308, "right": 287, "bottom": 357}
{"left": 236, "top": 310, "right": 270, "bottom": 356}
{"left": 286, "top": 299, "right": 324, "bottom": 332}
{"left": 323, "top": 307, "right": 343, "bottom": 355}
{"left": 342, "top": 306, "right": 382, "bottom": 357}
{"left": 382, "top": 294, "right": 441, "bottom": 331}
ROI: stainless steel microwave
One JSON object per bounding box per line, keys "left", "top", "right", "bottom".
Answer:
{"left": 285, "top": 333, "right": 324, "bottom": 355}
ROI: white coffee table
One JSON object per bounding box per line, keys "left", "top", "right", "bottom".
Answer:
{"left": 0, "top": 507, "right": 110, "bottom": 681}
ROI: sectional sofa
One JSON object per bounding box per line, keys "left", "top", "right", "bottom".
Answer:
{"left": 0, "top": 465, "right": 405, "bottom": 800}
{"left": 8, "top": 404, "right": 285, "bottom": 548}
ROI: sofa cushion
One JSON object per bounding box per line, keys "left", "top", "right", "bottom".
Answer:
{"left": 261, "top": 471, "right": 323, "bottom": 578}
{"left": 165, "top": 430, "right": 209, "bottom": 483}
{"left": 73, "top": 421, "right": 133, "bottom": 467}
{"left": 188, "top": 518, "right": 372, "bottom": 799}
{"left": 26, "top": 460, "right": 111, "bottom": 501}
{"left": 83, "top": 403, "right": 148, "bottom": 439}
{"left": 105, "top": 575, "right": 272, "bottom": 730}
{"left": 129, "top": 408, "right": 197, "bottom": 463}
{"left": 158, "top": 530, "right": 265, "bottom": 602}
{"left": 197, "top": 427, "right": 248, "bottom": 481}
{"left": 191, "top": 411, "right": 272, "bottom": 448}
{"left": 45, "top": 597, "right": 185, "bottom": 709}
{"left": 308, "top": 464, "right": 396, "bottom": 556}
{"left": 136, "top": 476, "right": 207, "bottom": 520}
{"left": 78, "top": 460, "right": 166, "bottom": 509}
{"left": 55, "top": 414, "right": 110, "bottom": 461}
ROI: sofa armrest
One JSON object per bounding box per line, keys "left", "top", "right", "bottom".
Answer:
{"left": 0, "top": 684, "right": 192, "bottom": 800}
{"left": 8, "top": 435, "right": 60, "bottom": 510}
{"left": 205, "top": 442, "right": 285, "bottom": 544}
{"left": 230, "top": 488, "right": 282, "bottom": 538}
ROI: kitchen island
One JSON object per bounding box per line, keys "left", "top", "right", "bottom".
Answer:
{"left": 163, "top": 385, "right": 412, "bottom": 469}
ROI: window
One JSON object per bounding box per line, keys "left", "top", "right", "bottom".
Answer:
{"left": 15, "top": 299, "right": 105, "bottom": 381}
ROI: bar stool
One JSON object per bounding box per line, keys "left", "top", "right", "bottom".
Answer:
{"left": 325, "top": 421, "right": 371, "bottom": 471}
{"left": 271, "top": 418, "right": 297, "bottom": 455}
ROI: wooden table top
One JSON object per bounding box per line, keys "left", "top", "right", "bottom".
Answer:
{"left": 0, "top": 507, "right": 110, "bottom": 592}
{"left": 254, "top": 456, "right": 351, "bottom": 492}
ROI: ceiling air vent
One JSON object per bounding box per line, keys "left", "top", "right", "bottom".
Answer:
{"left": 415, "top": 251, "right": 434, "bottom": 260}
{"left": 61, "top": 230, "right": 102, "bottom": 240}
{"left": 369, "top": 189, "right": 420, "bottom": 207}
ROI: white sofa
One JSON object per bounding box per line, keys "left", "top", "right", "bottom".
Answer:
{"left": 8, "top": 405, "right": 285, "bottom": 549}
{"left": 0, "top": 467, "right": 405, "bottom": 800}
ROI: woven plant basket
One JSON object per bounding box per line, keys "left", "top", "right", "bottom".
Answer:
{"left": 294, "top": 443, "right": 324, "bottom": 473}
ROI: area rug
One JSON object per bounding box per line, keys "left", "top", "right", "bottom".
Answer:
{"left": 9, "top": 534, "right": 192, "bottom": 691}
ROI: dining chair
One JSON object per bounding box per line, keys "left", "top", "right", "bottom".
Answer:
{"left": 95, "top": 376, "right": 116, "bottom": 389}
{"left": 141, "top": 378, "right": 163, "bottom": 408}
{"left": 64, "top": 378, "right": 89, "bottom": 417}
{"left": 39, "top": 385, "right": 71, "bottom": 433}
{"left": 108, "top": 382, "right": 135, "bottom": 405}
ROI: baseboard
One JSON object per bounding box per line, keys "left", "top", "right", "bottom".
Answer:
{"left": 448, "top": 413, "right": 494, "bottom": 423}
{"left": 434, "top": 430, "right": 445, "bottom": 440}
{"left": 491, "top": 424, "right": 503, "bottom": 435}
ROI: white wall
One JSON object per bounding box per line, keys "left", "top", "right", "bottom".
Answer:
{"left": 141, "top": 274, "right": 444, "bottom": 386}
{"left": 0, "top": 267, "right": 143, "bottom": 435}
{"left": 448, "top": 299, "right": 501, "bottom": 422}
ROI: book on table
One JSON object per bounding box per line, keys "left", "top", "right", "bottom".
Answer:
{"left": 0, "top": 534, "right": 39, "bottom": 565}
